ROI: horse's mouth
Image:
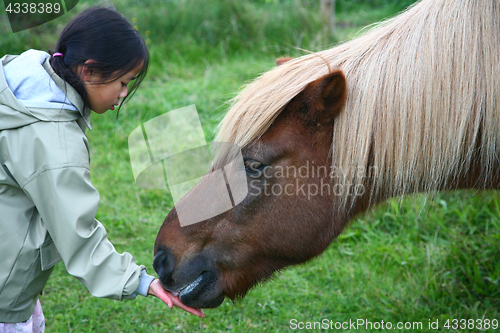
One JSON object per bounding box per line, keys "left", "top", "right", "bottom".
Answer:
{"left": 163, "top": 271, "right": 225, "bottom": 308}
{"left": 165, "top": 274, "right": 202, "bottom": 297}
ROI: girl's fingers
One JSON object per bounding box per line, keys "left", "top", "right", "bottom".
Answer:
{"left": 149, "top": 279, "right": 173, "bottom": 308}
{"left": 168, "top": 294, "right": 205, "bottom": 318}
{"left": 149, "top": 279, "right": 205, "bottom": 317}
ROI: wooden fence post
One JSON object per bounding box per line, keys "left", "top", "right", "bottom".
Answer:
{"left": 320, "top": 0, "right": 335, "bottom": 34}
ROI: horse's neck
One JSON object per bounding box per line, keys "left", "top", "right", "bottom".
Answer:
{"left": 373, "top": 153, "right": 500, "bottom": 206}
{"left": 451, "top": 159, "right": 500, "bottom": 192}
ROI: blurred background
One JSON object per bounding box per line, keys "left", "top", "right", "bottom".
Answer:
{"left": 1, "top": 1, "right": 499, "bottom": 332}
{"left": 2, "top": 0, "right": 416, "bottom": 61}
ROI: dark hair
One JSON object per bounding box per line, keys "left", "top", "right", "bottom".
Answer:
{"left": 50, "top": 7, "right": 149, "bottom": 118}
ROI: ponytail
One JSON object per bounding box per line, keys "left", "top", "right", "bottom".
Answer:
{"left": 49, "top": 50, "right": 91, "bottom": 116}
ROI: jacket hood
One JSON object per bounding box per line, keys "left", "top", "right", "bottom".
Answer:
{"left": 0, "top": 49, "right": 91, "bottom": 131}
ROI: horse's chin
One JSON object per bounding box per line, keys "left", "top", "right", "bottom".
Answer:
{"left": 165, "top": 271, "right": 225, "bottom": 308}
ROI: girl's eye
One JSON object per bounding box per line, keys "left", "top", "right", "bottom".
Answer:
{"left": 122, "top": 82, "right": 128, "bottom": 87}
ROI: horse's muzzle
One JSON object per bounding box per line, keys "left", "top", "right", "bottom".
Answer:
{"left": 153, "top": 246, "right": 225, "bottom": 308}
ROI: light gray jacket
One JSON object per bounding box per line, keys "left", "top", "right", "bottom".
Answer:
{"left": 0, "top": 50, "right": 153, "bottom": 323}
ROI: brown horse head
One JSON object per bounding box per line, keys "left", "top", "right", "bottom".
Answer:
{"left": 153, "top": 0, "right": 500, "bottom": 308}
{"left": 153, "top": 70, "right": 347, "bottom": 308}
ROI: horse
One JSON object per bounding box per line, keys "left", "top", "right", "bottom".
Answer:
{"left": 153, "top": 0, "right": 500, "bottom": 308}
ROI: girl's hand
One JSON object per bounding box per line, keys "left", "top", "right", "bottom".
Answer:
{"left": 148, "top": 279, "right": 205, "bottom": 318}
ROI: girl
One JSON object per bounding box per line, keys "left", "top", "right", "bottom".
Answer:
{"left": 0, "top": 7, "right": 203, "bottom": 332}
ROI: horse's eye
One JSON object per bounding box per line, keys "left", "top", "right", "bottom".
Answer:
{"left": 244, "top": 160, "right": 264, "bottom": 175}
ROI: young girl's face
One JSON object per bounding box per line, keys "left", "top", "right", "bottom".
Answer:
{"left": 82, "top": 62, "right": 144, "bottom": 114}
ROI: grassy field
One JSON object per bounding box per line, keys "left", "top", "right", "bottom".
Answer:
{"left": 2, "top": 0, "right": 500, "bottom": 332}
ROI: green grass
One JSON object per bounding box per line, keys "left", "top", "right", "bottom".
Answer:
{"left": 2, "top": 0, "right": 499, "bottom": 332}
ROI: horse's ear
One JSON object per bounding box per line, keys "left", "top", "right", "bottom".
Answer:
{"left": 300, "top": 69, "right": 346, "bottom": 122}
{"left": 276, "top": 57, "right": 293, "bottom": 66}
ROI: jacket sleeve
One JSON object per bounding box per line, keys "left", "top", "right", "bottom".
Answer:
{"left": 23, "top": 165, "right": 143, "bottom": 300}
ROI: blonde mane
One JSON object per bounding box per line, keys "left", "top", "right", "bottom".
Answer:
{"left": 215, "top": 0, "right": 500, "bottom": 205}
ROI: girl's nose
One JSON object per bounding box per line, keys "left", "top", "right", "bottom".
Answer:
{"left": 119, "top": 86, "right": 128, "bottom": 98}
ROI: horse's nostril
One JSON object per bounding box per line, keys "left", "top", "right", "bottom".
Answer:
{"left": 152, "top": 247, "right": 175, "bottom": 283}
